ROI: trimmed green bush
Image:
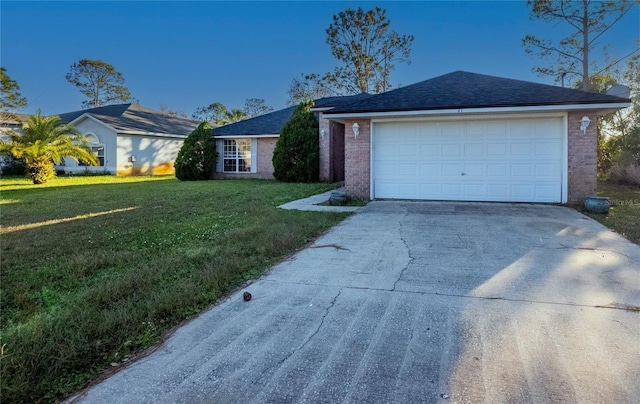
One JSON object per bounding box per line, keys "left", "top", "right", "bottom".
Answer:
{"left": 272, "top": 101, "right": 319, "bottom": 182}
{"left": 175, "top": 122, "right": 217, "bottom": 181}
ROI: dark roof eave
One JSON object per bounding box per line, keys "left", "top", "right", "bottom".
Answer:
{"left": 325, "top": 99, "right": 632, "bottom": 116}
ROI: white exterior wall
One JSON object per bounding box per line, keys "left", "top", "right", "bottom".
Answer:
{"left": 60, "top": 118, "right": 118, "bottom": 173}
{"left": 116, "top": 134, "right": 185, "bottom": 175}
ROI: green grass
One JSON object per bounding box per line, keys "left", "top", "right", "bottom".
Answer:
{"left": 581, "top": 181, "right": 640, "bottom": 245}
{"left": 0, "top": 176, "right": 347, "bottom": 403}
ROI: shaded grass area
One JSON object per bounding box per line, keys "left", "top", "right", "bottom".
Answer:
{"left": 582, "top": 181, "right": 640, "bottom": 245}
{"left": 0, "top": 176, "right": 347, "bottom": 402}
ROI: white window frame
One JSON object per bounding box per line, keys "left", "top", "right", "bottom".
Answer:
{"left": 217, "top": 138, "right": 257, "bottom": 173}
{"left": 79, "top": 133, "right": 105, "bottom": 167}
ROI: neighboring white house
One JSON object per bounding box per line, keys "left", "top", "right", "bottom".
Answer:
{"left": 57, "top": 104, "right": 200, "bottom": 175}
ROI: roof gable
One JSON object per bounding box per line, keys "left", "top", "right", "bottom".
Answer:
{"left": 58, "top": 104, "right": 199, "bottom": 136}
{"left": 325, "top": 71, "right": 631, "bottom": 114}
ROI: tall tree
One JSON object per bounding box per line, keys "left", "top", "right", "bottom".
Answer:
{"left": 65, "top": 59, "right": 132, "bottom": 108}
{"left": 0, "top": 112, "right": 97, "bottom": 184}
{"left": 287, "top": 74, "right": 335, "bottom": 106}
{"left": 159, "top": 104, "right": 188, "bottom": 119}
{"left": 192, "top": 102, "right": 229, "bottom": 125}
{"left": 225, "top": 108, "right": 249, "bottom": 124}
{"left": 288, "top": 7, "right": 414, "bottom": 99}
{"left": 523, "top": 0, "right": 636, "bottom": 91}
{"left": 244, "top": 98, "right": 274, "bottom": 118}
{"left": 0, "top": 67, "right": 28, "bottom": 121}
{"left": 192, "top": 102, "right": 249, "bottom": 126}
{"left": 326, "top": 7, "right": 414, "bottom": 94}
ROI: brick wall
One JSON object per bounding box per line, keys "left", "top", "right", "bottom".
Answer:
{"left": 344, "top": 119, "right": 371, "bottom": 199}
{"left": 567, "top": 111, "right": 598, "bottom": 203}
{"left": 211, "top": 138, "right": 277, "bottom": 179}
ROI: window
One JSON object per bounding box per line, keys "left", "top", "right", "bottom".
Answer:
{"left": 79, "top": 133, "right": 104, "bottom": 167}
{"left": 223, "top": 139, "right": 251, "bottom": 172}
{"left": 79, "top": 145, "right": 105, "bottom": 167}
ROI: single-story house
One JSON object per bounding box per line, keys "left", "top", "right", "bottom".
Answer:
{"left": 56, "top": 104, "right": 200, "bottom": 175}
{"left": 324, "top": 71, "right": 631, "bottom": 204}
{"left": 215, "top": 71, "right": 630, "bottom": 204}
{"left": 211, "top": 93, "right": 372, "bottom": 181}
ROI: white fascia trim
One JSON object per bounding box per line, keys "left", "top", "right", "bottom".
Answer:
{"left": 117, "top": 130, "right": 187, "bottom": 139}
{"left": 324, "top": 103, "right": 631, "bottom": 119}
{"left": 213, "top": 134, "right": 280, "bottom": 139}
{"left": 70, "top": 114, "right": 117, "bottom": 132}
{"left": 370, "top": 111, "right": 567, "bottom": 124}
{"left": 310, "top": 107, "right": 334, "bottom": 112}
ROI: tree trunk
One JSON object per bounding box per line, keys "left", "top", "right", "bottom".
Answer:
{"left": 582, "top": 0, "right": 590, "bottom": 92}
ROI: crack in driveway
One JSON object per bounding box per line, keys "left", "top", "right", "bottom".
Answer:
{"left": 392, "top": 213, "right": 414, "bottom": 291}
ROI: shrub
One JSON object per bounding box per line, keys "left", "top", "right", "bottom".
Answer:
{"left": 1, "top": 155, "right": 26, "bottom": 175}
{"left": 609, "top": 162, "right": 640, "bottom": 185}
{"left": 272, "top": 101, "right": 319, "bottom": 182}
{"left": 175, "top": 122, "right": 217, "bottom": 181}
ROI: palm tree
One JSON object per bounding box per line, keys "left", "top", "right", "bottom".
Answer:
{"left": 222, "top": 109, "right": 249, "bottom": 125}
{"left": 0, "top": 111, "right": 98, "bottom": 184}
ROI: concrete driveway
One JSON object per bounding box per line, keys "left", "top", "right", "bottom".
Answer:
{"left": 72, "top": 202, "right": 640, "bottom": 403}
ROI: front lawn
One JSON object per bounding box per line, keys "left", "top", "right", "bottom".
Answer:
{"left": 0, "top": 176, "right": 347, "bottom": 402}
{"left": 583, "top": 181, "right": 640, "bottom": 245}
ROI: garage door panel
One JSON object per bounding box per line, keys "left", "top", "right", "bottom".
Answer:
{"left": 441, "top": 144, "right": 461, "bottom": 156}
{"left": 486, "top": 121, "right": 509, "bottom": 136}
{"left": 419, "top": 164, "right": 439, "bottom": 177}
{"left": 464, "top": 184, "right": 484, "bottom": 197}
{"left": 465, "top": 122, "right": 484, "bottom": 137}
{"left": 535, "top": 141, "right": 561, "bottom": 157}
{"left": 535, "top": 184, "right": 561, "bottom": 201}
{"left": 373, "top": 118, "right": 563, "bottom": 202}
{"left": 511, "top": 184, "right": 533, "bottom": 198}
{"left": 398, "top": 163, "right": 418, "bottom": 177}
{"left": 419, "top": 144, "right": 439, "bottom": 157}
{"left": 487, "top": 184, "right": 509, "bottom": 198}
{"left": 442, "top": 183, "right": 463, "bottom": 198}
{"left": 487, "top": 164, "right": 508, "bottom": 177}
{"left": 510, "top": 143, "right": 532, "bottom": 156}
{"left": 441, "top": 122, "right": 463, "bottom": 138}
{"left": 536, "top": 163, "right": 560, "bottom": 178}
{"left": 442, "top": 164, "right": 463, "bottom": 176}
{"left": 464, "top": 143, "right": 484, "bottom": 156}
{"left": 463, "top": 164, "right": 484, "bottom": 177}
{"left": 511, "top": 164, "right": 532, "bottom": 177}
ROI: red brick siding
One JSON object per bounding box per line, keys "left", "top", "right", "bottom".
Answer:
{"left": 211, "top": 138, "right": 277, "bottom": 179}
{"left": 567, "top": 111, "right": 598, "bottom": 203}
{"left": 344, "top": 119, "right": 371, "bottom": 199}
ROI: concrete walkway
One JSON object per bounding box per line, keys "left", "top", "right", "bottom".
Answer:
{"left": 70, "top": 201, "right": 640, "bottom": 403}
{"left": 278, "top": 188, "right": 361, "bottom": 212}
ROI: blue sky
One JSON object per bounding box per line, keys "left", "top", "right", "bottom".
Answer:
{"left": 2, "top": 1, "right": 638, "bottom": 117}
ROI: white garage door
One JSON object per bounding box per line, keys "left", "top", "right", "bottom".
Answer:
{"left": 373, "top": 118, "right": 563, "bottom": 202}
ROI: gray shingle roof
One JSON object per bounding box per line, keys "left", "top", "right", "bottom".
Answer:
{"left": 58, "top": 104, "right": 200, "bottom": 136}
{"left": 212, "top": 105, "right": 298, "bottom": 137}
{"left": 313, "top": 93, "right": 373, "bottom": 109}
{"left": 325, "top": 71, "right": 631, "bottom": 114}
{"left": 212, "top": 93, "right": 375, "bottom": 137}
